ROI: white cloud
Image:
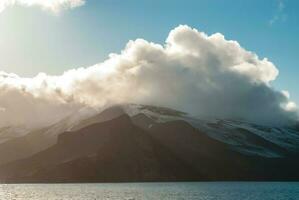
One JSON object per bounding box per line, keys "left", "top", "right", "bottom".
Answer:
{"left": 0, "top": 25, "right": 297, "bottom": 128}
{"left": 269, "top": 0, "right": 287, "bottom": 25}
{"left": 0, "top": 0, "right": 85, "bottom": 13}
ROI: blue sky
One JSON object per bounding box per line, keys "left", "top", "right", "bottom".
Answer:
{"left": 0, "top": 0, "right": 298, "bottom": 104}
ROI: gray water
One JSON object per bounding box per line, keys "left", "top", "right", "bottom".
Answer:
{"left": 0, "top": 182, "right": 299, "bottom": 200}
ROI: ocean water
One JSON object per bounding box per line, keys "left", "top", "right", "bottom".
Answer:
{"left": 0, "top": 182, "right": 299, "bottom": 200}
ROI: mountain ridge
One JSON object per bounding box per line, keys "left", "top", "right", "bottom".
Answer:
{"left": 0, "top": 104, "right": 298, "bottom": 182}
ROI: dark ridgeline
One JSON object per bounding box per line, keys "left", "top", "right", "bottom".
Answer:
{"left": 0, "top": 107, "right": 299, "bottom": 183}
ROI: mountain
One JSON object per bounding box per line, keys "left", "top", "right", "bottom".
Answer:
{"left": 0, "top": 107, "right": 97, "bottom": 166}
{"left": 0, "top": 104, "right": 298, "bottom": 182}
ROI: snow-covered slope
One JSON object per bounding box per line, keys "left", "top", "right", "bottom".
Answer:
{"left": 123, "top": 104, "right": 299, "bottom": 158}
{"left": 0, "top": 104, "right": 298, "bottom": 160}
{"left": 0, "top": 126, "right": 30, "bottom": 144}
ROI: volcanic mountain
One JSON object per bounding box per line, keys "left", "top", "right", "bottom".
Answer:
{"left": 0, "top": 104, "right": 298, "bottom": 183}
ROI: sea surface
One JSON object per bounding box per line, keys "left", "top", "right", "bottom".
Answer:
{"left": 0, "top": 182, "right": 299, "bottom": 200}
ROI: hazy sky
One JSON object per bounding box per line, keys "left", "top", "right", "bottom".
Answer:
{"left": 0, "top": 0, "right": 298, "bottom": 105}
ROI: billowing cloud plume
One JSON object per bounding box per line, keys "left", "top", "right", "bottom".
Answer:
{"left": 0, "top": 25, "right": 297, "bottom": 128}
{"left": 0, "top": 0, "right": 85, "bottom": 13}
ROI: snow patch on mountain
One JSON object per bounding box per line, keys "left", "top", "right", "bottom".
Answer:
{"left": 0, "top": 126, "right": 30, "bottom": 144}
{"left": 0, "top": 104, "right": 298, "bottom": 159}
{"left": 123, "top": 104, "right": 299, "bottom": 158}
